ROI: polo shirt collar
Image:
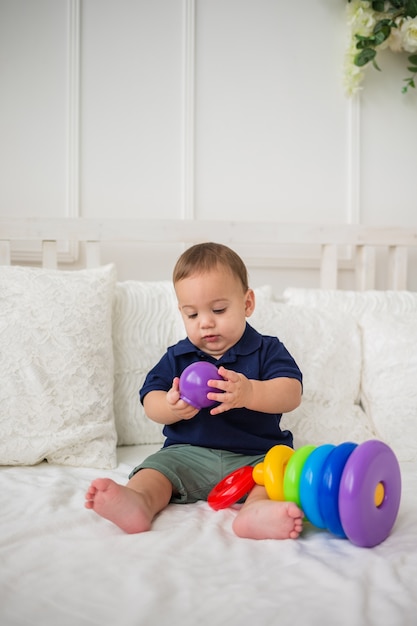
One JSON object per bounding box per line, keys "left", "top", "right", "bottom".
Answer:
{"left": 173, "top": 323, "right": 261, "bottom": 363}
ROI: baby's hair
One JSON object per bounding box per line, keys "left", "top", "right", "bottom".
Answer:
{"left": 173, "top": 242, "right": 249, "bottom": 292}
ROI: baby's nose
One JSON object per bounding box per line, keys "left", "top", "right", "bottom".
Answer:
{"left": 200, "top": 313, "right": 214, "bottom": 328}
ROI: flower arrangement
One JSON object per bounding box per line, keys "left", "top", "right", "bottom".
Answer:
{"left": 345, "top": 0, "right": 417, "bottom": 95}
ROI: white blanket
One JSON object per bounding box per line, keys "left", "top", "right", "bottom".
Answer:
{"left": 1, "top": 445, "right": 416, "bottom": 626}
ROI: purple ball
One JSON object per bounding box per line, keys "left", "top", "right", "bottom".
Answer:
{"left": 179, "top": 361, "right": 223, "bottom": 410}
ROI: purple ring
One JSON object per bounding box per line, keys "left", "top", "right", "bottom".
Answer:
{"left": 338, "top": 440, "right": 401, "bottom": 548}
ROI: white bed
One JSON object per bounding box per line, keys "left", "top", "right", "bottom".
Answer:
{"left": 2, "top": 447, "right": 417, "bottom": 626}
{"left": 1, "top": 219, "right": 417, "bottom": 626}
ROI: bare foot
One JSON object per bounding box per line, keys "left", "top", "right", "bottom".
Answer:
{"left": 85, "top": 478, "right": 152, "bottom": 534}
{"left": 232, "top": 499, "right": 304, "bottom": 540}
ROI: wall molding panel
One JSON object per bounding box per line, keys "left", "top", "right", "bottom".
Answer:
{"left": 1, "top": 2, "right": 415, "bottom": 286}
{"left": 6, "top": 0, "right": 80, "bottom": 263}
{"left": 60, "top": 0, "right": 81, "bottom": 262}
{"left": 66, "top": 0, "right": 80, "bottom": 224}
{"left": 181, "top": 0, "right": 196, "bottom": 220}
{"left": 346, "top": 94, "right": 361, "bottom": 226}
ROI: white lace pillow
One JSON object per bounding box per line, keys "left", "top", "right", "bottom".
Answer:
{"left": 360, "top": 312, "right": 417, "bottom": 462}
{"left": 0, "top": 264, "right": 117, "bottom": 468}
{"left": 112, "top": 283, "right": 274, "bottom": 445}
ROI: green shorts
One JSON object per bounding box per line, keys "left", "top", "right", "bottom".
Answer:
{"left": 129, "top": 444, "right": 265, "bottom": 504}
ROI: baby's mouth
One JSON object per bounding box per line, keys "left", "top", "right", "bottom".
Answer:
{"left": 203, "top": 335, "right": 219, "bottom": 343}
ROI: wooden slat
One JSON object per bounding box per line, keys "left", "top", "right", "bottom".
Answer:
{"left": 0, "top": 240, "right": 11, "bottom": 265}
{"left": 355, "top": 245, "right": 376, "bottom": 290}
{"left": 42, "top": 241, "right": 58, "bottom": 269}
{"left": 85, "top": 241, "right": 101, "bottom": 268}
{"left": 0, "top": 218, "right": 416, "bottom": 290}
{"left": 0, "top": 218, "right": 417, "bottom": 247}
{"left": 320, "top": 244, "right": 338, "bottom": 289}
{"left": 388, "top": 245, "right": 408, "bottom": 290}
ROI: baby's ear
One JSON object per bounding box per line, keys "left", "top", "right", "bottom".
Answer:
{"left": 244, "top": 289, "right": 255, "bottom": 317}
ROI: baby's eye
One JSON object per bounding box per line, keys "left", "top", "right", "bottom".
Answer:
{"left": 213, "top": 308, "right": 226, "bottom": 315}
{"left": 187, "top": 313, "right": 198, "bottom": 319}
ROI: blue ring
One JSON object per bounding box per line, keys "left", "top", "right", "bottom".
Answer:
{"left": 299, "top": 444, "right": 335, "bottom": 528}
{"left": 318, "top": 442, "right": 357, "bottom": 538}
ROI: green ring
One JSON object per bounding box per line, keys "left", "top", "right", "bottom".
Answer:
{"left": 283, "top": 445, "right": 316, "bottom": 506}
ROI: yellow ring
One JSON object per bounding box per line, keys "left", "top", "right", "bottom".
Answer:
{"left": 253, "top": 445, "right": 294, "bottom": 501}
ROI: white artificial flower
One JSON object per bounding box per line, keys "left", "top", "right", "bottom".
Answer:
{"left": 344, "top": 1, "right": 374, "bottom": 95}
{"left": 347, "top": 0, "right": 375, "bottom": 37}
{"left": 344, "top": 42, "right": 365, "bottom": 96}
{"left": 399, "top": 17, "right": 417, "bottom": 53}
{"left": 343, "top": 1, "right": 417, "bottom": 94}
{"left": 387, "top": 24, "right": 404, "bottom": 53}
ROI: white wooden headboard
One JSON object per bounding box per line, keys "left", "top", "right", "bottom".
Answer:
{"left": 1, "top": 218, "right": 416, "bottom": 291}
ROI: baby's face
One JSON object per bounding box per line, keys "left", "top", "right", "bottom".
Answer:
{"left": 175, "top": 267, "right": 255, "bottom": 358}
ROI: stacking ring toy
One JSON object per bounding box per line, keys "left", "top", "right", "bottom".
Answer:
{"left": 207, "top": 439, "right": 402, "bottom": 547}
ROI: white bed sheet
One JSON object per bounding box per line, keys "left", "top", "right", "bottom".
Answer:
{"left": 1, "top": 444, "right": 416, "bottom": 626}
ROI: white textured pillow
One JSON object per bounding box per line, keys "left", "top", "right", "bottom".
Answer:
{"left": 282, "top": 288, "right": 417, "bottom": 459}
{"left": 0, "top": 264, "right": 117, "bottom": 468}
{"left": 283, "top": 288, "right": 417, "bottom": 319}
{"left": 360, "top": 312, "right": 417, "bottom": 462}
{"left": 112, "top": 283, "right": 274, "bottom": 445}
{"left": 251, "top": 302, "right": 361, "bottom": 407}
{"left": 251, "top": 302, "right": 375, "bottom": 446}
{"left": 281, "top": 401, "right": 375, "bottom": 449}
{"left": 113, "top": 281, "right": 183, "bottom": 445}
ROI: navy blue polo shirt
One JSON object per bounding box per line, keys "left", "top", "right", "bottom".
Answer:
{"left": 139, "top": 323, "right": 302, "bottom": 455}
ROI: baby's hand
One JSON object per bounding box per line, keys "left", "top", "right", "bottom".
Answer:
{"left": 167, "top": 377, "right": 199, "bottom": 420}
{"left": 206, "top": 366, "right": 253, "bottom": 415}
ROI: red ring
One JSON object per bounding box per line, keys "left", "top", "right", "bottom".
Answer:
{"left": 208, "top": 466, "right": 255, "bottom": 510}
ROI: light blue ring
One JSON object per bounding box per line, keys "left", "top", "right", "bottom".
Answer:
{"left": 299, "top": 444, "right": 335, "bottom": 528}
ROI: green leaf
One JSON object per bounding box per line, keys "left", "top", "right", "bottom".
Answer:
{"left": 354, "top": 48, "right": 377, "bottom": 67}
{"left": 409, "top": 54, "right": 417, "bottom": 65}
{"left": 374, "top": 28, "right": 391, "bottom": 45}
{"left": 356, "top": 38, "right": 376, "bottom": 49}
{"left": 391, "top": 0, "right": 406, "bottom": 8}
{"left": 374, "top": 19, "right": 392, "bottom": 34}
{"left": 373, "top": 21, "right": 392, "bottom": 46}
{"left": 405, "top": 0, "right": 417, "bottom": 17}
{"left": 372, "top": 0, "right": 386, "bottom": 11}
{"left": 407, "top": 66, "right": 417, "bottom": 72}
{"left": 355, "top": 34, "right": 373, "bottom": 42}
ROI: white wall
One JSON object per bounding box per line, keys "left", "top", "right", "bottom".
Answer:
{"left": 1, "top": 0, "right": 416, "bottom": 291}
